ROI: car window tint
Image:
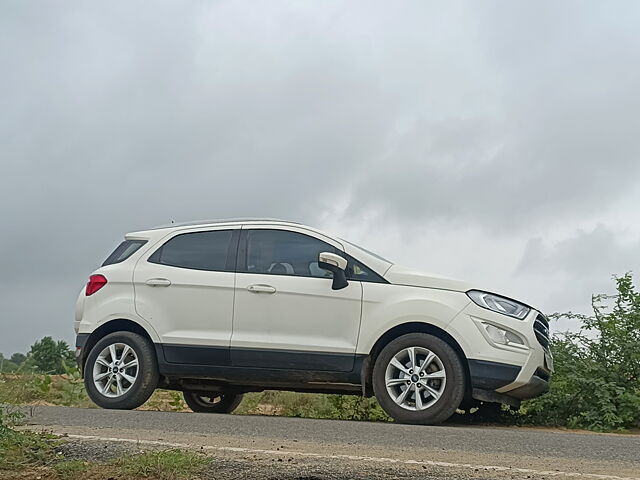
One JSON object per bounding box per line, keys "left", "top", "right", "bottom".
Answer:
{"left": 102, "top": 240, "right": 147, "bottom": 266}
{"left": 245, "top": 230, "right": 336, "bottom": 278}
{"left": 148, "top": 230, "right": 233, "bottom": 272}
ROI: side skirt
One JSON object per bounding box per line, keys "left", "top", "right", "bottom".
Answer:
{"left": 155, "top": 344, "right": 368, "bottom": 394}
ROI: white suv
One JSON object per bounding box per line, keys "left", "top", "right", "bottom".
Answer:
{"left": 75, "top": 218, "right": 552, "bottom": 424}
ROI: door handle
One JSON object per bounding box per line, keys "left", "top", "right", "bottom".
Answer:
{"left": 247, "top": 284, "right": 276, "bottom": 294}
{"left": 145, "top": 278, "right": 171, "bottom": 287}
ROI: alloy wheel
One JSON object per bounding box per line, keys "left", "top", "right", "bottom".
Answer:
{"left": 384, "top": 346, "right": 446, "bottom": 411}
{"left": 92, "top": 343, "right": 139, "bottom": 398}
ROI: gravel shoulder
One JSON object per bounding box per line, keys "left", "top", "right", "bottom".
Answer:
{"left": 20, "top": 406, "right": 640, "bottom": 480}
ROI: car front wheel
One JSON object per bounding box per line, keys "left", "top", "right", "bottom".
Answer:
{"left": 372, "top": 333, "right": 466, "bottom": 425}
{"left": 183, "top": 391, "right": 243, "bottom": 413}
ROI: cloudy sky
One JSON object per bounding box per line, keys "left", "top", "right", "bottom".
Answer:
{"left": 1, "top": 1, "right": 640, "bottom": 355}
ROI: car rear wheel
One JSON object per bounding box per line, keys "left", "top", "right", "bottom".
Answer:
{"left": 183, "top": 391, "right": 243, "bottom": 413}
{"left": 84, "top": 331, "right": 159, "bottom": 410}
{"left": 372, "top": 333, "right": 466, "bottom": 425}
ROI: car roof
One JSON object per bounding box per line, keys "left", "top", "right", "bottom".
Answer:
{"left": 126, "top": 218, "right": 394, "bottom": 276}
{"left": 148, "top": 217, "right": 299, "bottom": 230}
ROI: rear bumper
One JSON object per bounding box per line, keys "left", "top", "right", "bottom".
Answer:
{"left": 75, "top": 333, "right": 90, "bottom": 370}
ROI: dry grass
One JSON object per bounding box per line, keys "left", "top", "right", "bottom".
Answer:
{"left": 0, "top": 373, "right": 390, "bottom": 423}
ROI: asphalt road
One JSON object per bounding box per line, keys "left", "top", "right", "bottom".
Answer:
{"left": 23, "top": 406, "right": 640, "bottom": 479}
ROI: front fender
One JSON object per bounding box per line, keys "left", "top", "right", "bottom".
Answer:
{"left": 356, "top": 283, "right": 470, "bottom": 354}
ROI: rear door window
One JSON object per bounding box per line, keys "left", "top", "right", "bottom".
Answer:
{"left": 102, "top": 240, "right": 147, "bottom": 266}
{"left": 148, "top": 230, "right": 233, "bottom": 272}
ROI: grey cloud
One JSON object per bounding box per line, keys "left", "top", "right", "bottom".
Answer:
{"left": 518, "top": 225, "right": 640, "bottom": 279}
{"left": 1, "top": 1, "right": 640, "bottom": 353}
{"left": 515, "top": 225, "right": 640, "bottom": 319}
{"left": 338, "top": 2, "right": 640, "bottom": 230}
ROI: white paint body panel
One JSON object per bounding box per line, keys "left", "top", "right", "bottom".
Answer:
{"left": 75, "top": 262, "right": 161, "bottom": 343}
{"left": 231, "top": 223, "right": 363, "bottom": 354}
{"left": 232, "top": 272, "right": 362, "bottom": 354}
{"left": 383, "top": 265, "right": 474, "bottom": 292}
{"left": 354, "top": 283, "right": 471, "bottom": 354}
{"left": 132, "top": 225, "right": 239, "bottom": 347}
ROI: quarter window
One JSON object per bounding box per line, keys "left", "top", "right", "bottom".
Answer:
{"left": 149, "top": 230, "right": 233, "bottom": 272}
{"left": 345, "top": 255, "right": 386, "bottom": 283}
{"left": 102, "top": 240, "right": 147, "bottom": 266}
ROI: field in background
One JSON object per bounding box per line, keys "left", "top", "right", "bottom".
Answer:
{"left": 0, "top": 373, "right": 391, "bottom": 422}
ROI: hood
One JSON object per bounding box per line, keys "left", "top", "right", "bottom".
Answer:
{"left": 383, "top": 265, "right": 474, "bottom": 292}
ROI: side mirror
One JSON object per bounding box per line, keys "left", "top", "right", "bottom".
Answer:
{"left": 318, "top": 252, "right": 349, "bottom": 290}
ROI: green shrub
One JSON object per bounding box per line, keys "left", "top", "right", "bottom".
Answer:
{"left": 58, "top": 368, "right": 87, "bottom": 407}
{"left": 327, "top": 395, "right": 391, "bottom": 422}
{"left": 522, "top": 273, "right": 640, "bottom": 431}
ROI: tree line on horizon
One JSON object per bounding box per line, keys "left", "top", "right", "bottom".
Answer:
{"left": 0, "top": 336, "right": 75, "bottom": 375}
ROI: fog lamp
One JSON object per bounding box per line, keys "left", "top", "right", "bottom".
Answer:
{"left": 483, "top": 323, "right": 527, "bottom": 349}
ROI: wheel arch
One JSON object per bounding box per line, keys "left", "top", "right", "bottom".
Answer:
{"left": 361, "top": 322, "right": 470, "bottom": 397}
{"left": 80, "top": 318, "right": 157, "bottom": 371}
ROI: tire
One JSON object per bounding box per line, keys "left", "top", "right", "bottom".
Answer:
{"left": 372, "top": 333, "right": 466, "bottom": 425}
{"left": 183, "top": 391, "right": 244, "bottom": 414}
{"left": 84, "top": 331, "right": 159, "bottom": 410}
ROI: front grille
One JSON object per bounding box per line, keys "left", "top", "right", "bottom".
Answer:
{"left": 533, "top": 314, "right": 550, "bottom": 350}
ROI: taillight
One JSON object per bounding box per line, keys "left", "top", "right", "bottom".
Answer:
{"left": 86, "top": 274, "right": 107, "bottom": 296}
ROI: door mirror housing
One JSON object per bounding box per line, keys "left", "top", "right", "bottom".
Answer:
{"left": 318, "top": 252, "right": 349, "bottom": 290}
{"left": 319, "top": 252, "right": 348, "bottom": 271}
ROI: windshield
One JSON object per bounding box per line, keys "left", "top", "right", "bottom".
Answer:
{"left": 340, "top": 238, "right": 392, "bottom": 263}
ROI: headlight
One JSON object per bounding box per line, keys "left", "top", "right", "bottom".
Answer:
{"left": 467, "top": 290, "right": 530, "bottom": 320}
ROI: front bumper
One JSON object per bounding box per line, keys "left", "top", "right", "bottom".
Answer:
{"left": 470, "top": 368, "right": 549, "bottom": 408}
{"left": 506, "top": 372, "right": 549, "bottom": 399}
{"left": 448, "top": 302, "right": 553, "bottom": 405}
